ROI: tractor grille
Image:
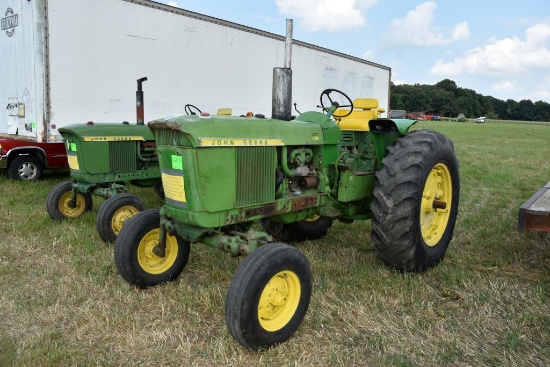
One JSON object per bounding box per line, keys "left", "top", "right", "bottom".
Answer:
{"left": 236, "top": 147, "right": 276, "bottom": 207}
{"left": 109, "top": 141, "right": 137, "bottom": 172}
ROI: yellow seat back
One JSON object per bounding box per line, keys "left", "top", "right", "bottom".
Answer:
{"left": 336, "top": 98, "right": 380, "bottom": 131}
{"left": 217, "top": 108, "right": 232, "bottom": 116}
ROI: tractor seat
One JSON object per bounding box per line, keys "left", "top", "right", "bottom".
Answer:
{"left": 336, "top": 98, "right": 381, "bottom": 131}
{"left": 217, "top": 108, "right": 232, "bottom": 116}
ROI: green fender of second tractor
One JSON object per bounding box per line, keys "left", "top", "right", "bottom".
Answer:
{"left": 368, "top": 118, "right": 418, "bottom": 170}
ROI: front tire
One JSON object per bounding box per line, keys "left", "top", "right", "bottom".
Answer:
{"left": 46, "top": 181, "right": 93, "bottom": 220}
{"left": 225, "top": 243, "right": 312, "bottom": 350}
{"left": 8, "top": 155, "right": 44, "bottom": 180}
{"left": 371, "top": 130, "right": 460, "bottom": 272}
{"left": 114, "top": 209, "right": 190, "bottom": 288}
{"left": 96, "top": 193, "right": 147, "bottom": 243}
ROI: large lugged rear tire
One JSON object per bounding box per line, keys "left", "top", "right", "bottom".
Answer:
{"left": 46, "top": 180, "right": 93, "bottom": 220}
{"left": 96, "top": 193, "right": 147, "bottom": 243}
{"left": 225, "top": 243, "right": 312, "bottom": 350}
{"left": 114, "top": 209, "right": 190, "bottom": 288}
{"left": 371, "top": 130, "right": 460, "bottom": 272}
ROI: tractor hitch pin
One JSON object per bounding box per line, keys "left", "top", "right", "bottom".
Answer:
{"left": 432, "top": 200, "right": 447, "bottom": 210}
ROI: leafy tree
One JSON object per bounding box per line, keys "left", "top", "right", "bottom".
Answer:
{"left": 390, "top": 80, "right": 550, "bottom": 122}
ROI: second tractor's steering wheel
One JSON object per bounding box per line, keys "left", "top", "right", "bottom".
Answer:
{"left": 320, "top": 89, "right": 354, "bottom": 118}
{"left": 184, "top": 104, "right": 202, "bottom": 116}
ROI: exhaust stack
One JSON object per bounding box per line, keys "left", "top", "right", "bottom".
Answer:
{"left": 272, "top": 19, "right": 293, "bottom": 121}
{"left": 136, "top": 77, "right": 148, "bottom": 124}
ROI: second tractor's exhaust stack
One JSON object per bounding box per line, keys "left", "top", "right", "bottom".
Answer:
{"left": 136, "top": 77, "right": 148, "bottom": 125}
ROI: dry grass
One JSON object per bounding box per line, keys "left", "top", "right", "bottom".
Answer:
{"left": 1, "top": 120, "right": 549, "bottom": 366}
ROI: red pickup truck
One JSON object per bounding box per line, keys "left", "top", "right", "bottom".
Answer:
{"left": 0, "top": 137, "right": 68, "bottom": 180}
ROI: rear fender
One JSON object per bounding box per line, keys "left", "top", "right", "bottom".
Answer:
{"left": 368, "top": 119, "right": 418, "bottom": 170}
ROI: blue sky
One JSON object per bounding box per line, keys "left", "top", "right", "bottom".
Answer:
{"left": 161, "top": 0, "right": 550, "bottom": 103}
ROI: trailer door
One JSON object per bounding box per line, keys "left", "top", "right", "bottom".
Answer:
{"left": 0, "top": 0, "right": 38, "bottom": 137}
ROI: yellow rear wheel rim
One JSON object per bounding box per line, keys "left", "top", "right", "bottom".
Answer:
{"left": 111, "top": 205, "right": 140, "bottom": 235}
{"left": 420, "top": 163, "right": 452, "bottom": 246}
{"left": 258, "top": 270, "right": 301, "bottom": 332}
{"left": 137, "top": 229, "right": 178, "bottom": 274}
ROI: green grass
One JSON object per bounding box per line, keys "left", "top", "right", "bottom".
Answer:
{"left": 1, "top": 120, "right": 549, "bottom": 366}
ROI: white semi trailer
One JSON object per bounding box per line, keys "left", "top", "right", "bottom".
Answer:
{"left": 0, "top": 0, "right": 391, "bottom": 180}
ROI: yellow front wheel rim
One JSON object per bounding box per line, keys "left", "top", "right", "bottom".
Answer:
{"left": 258, "top": 270, "right": 301, "bottom": 332}
{"left": 111, "top": 205, "right": 140, "bottom": 236}
{"left": 420, "top": 163, "right": 452, "bottom": 246}
{"left": 137, "top": 229, "right": 178, "bottom": 274}
{"left": 304, "top": 215, "right": 320, "bottom": 222}
{"left": 59, "top": 192, "right": 87, "bottom": 218}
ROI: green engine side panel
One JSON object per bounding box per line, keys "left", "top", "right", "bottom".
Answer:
{"left": 337, "top": 170, "right": 375, "bottom": 202}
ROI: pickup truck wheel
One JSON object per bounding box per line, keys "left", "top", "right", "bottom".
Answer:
{"left": 371, "top": 130, "right": 460, "bottom": 272}
{"left": 46, "top": 181, "right": 93, "bottom": 220}
{"left": 260, "top": 216, "right": 333, "bottom": 242}
{"left": 114, "top": 209, "right": 190, "bottom": 288}
{"left": 225, "top": 243, "right": 312, "bottom": 350}
{"left": 96, "top": 193, "right": 146, "bottom": 243}
{"left": 8, "top": 155, "right": 44, "bottom": 180}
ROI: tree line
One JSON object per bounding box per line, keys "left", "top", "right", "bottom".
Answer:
{"left": 390, "top": 79, "right": 550, "bottom": 122}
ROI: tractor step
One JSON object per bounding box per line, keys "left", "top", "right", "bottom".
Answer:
{"left": 518, "top": 181, "right": 550, "bottom": 233}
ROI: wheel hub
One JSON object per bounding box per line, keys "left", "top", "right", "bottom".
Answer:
{"left": 112, "top": 205, "right": 140, "bottom": 235}
{"left": 137, "top": 229, "right": 178, "bottom": 274}
{"left": 258, "top": 270, "right": 301, "bottom": 332}
{"left": 59, "top": 192, "right": 86, "bottom": 218}
{"left": 18, "top": 163, "right": 36, "bottom": 179}
{"left": 420, "top": 163, "right": 452, "bottom": 246}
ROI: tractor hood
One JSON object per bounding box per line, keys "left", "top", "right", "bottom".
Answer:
{"left": 149, "top": 114, "right": 332, "bottom": 147}
{"left": 59, "top": 123, "right": 155, "bottom": 141}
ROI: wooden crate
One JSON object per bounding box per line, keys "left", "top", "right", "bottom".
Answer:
{"left": 518, "top": 182, "right": 550, "bottom": 233}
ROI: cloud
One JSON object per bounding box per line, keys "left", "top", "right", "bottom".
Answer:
{"left": 430, "top": 21, "right": 550, "bottom": 76}
{"left": 275, "top": 0, "right": 378, "bottom": 32}
{"left": 167, "top": 1, "right": 179, "bottom": 7}
{"left": 492, "top": 80, "right": 519, "bottom": 94}
{"left": 257, "top": 14, "right": 280, "bottom": 24}
{"left": 382, "top": 1, "right": 470, "bottom": 47}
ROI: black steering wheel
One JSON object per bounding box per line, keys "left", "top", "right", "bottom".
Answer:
{"left": 320, "top": 89, "right": 353, "bottom": 118}
{"left": 184, "top": 104, "right": 202, "bottom": 116}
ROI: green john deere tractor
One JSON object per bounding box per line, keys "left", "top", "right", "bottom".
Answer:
{"left": 46, "top": 78, "right": 163, "bottom": 242}
{"left": 114, "top": 88, "right": 460, "bottom": 350}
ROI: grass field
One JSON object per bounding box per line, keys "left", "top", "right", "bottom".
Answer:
{"left": 1, "top": 120, "right": 549, "bottom": 366}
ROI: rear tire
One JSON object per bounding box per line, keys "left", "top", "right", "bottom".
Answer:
{"left": 8, "top": 155, "right": 44, "bottom": 180}
{"left": 371, "top": 130, "right": 460, "bottom": 272}
{"left": 225, "top": 243, "right": 312, "bottom": 350}
{"left": 261, "top": 216, "right": 333, "bottom": 242}
{"left": 96, "top": 193, "right": 146, "bottom": 243}
{"left": 46, "top": 181, "right": 93, "bottom": 220}
{"left": 114, "top": 209, "right": 190, "bottom": 288}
